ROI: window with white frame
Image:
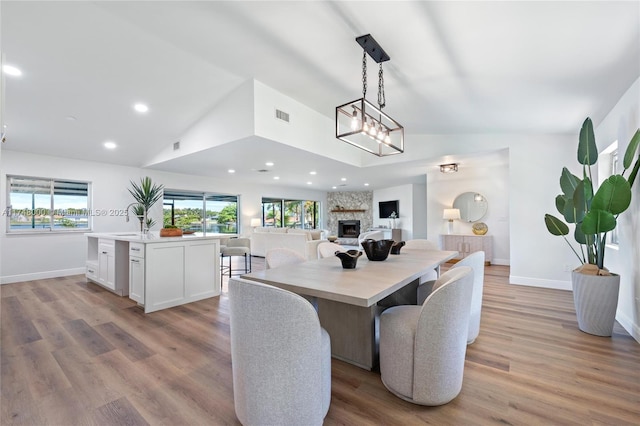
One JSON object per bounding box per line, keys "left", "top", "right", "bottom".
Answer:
{"left": 7, "top": 175, "right": 91, "bottom": 232}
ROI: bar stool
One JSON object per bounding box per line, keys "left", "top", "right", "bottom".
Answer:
{"left": 220, "top": 238, "right": 252, "bottom": 279}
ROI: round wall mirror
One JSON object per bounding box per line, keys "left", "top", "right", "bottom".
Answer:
{"left": 453, "top": 192, "right": 488, "bottom": 222}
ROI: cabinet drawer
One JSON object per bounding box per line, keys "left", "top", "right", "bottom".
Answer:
{"left": 129, "top": 242, "right": 145, "bottom": 257}
{"left": 98, "top": 240, "right": 115, "bottom": 256}
{"left": 86, "top": 261, "right": 98, "bottom": 280}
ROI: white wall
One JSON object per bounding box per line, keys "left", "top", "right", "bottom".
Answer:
{"left": 593, "top": 77, "right": 640, "bottom": 341}
{"left": 426, "top": 150, "right": 510, "bottom": 265}
{"left": 373, "top": 184, "right": 417, "bottom": 240}
{"left": 0, "top": 150, "right": 326, "bottom": 283}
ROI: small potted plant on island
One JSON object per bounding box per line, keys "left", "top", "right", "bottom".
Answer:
{"left": 160, "top": 224, "right": 183, "bottom": 237}
{"left": 544, "top": 117, "right": 639, "bottom": 336}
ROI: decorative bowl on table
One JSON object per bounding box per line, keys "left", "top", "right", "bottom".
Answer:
{"left": 159, "top": 227, "right": 183, "bottom": 237}
{"left": 472, "top": 222, "right": 488, "bottom": 235}
{"left": 390, "top": 240, "right": 405, "bottom": 255}
{"left": 360, "top": 239, "right": 395, "bottom": 261}
{"left": 335, "top": 250, "right": 362, "bottom": 269}
{"left": 327, "top": 235, "right": 338, "bottom": 243}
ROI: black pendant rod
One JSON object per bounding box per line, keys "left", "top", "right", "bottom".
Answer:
{"left": 355, "top": 34, "right": 390, "bottom": 63}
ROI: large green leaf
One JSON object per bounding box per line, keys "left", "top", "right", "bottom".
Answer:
{"left": 591, "top": 175, "right": 631, "bottom": 215}
{"left": 581, "top": 209, "right": 616, "bottom": 235}
{"left": 574, "top": 223, "right": 589, "bottom": 245}
{"left": 578, "top": 117, "right": 597, "bottom": 166}
{"left": 562, "top": 198, "right": 578, "bottom": 223}
{"left": 623, "top": 128, "right": 640, "bottom": 169}
{"left": 572, "top": 180, "right": 587, "bottom": 223}
{"left": 555, "top": 195, "right": 567, "bottom": 215}
{"left": 544, "top": 214, "right": 569, "bottom": 236}
{"left": 560, "top": 167, "right": 581, "bottom": 197}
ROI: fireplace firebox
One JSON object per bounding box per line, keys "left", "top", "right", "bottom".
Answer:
{"left": 338, "top": 220, "right": 360, "bottom": 238}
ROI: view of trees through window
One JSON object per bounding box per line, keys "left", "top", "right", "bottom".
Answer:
{"left": 163, "top": 191, "right": 238, "bottom": 234}
{"left": 261, "top": 198, "right": 319, "bottom": 229}
{"left": 7, "top": 176, "right": 90, "bottom": 232}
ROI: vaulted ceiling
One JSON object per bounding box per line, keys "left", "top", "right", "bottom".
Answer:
{"left": 2, "top": 1, "right": 639, "bottom": 190}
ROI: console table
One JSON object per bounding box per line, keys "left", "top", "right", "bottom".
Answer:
{"left": 439, "top": 234, "right": 492, "bottom": 265}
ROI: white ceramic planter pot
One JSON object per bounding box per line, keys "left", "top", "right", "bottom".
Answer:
{"left": 571, "top": 271, "right": 620, "bottom": 336}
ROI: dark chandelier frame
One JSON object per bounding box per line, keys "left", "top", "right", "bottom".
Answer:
{"left": 336, "top": 34, "right": 404, "bottom": 157}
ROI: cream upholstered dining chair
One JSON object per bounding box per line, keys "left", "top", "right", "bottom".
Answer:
{"left": 228, "top": 277, "right": 331, "bottom": 425}
{"left": 379, "top": 266, "right": 474, "bottom": 406}
{"left": 266, "top": 248, "right": 317, "bottom": 308}
{"left": 405, "top": 239, "right": 440, "bottom": 302}
{"left": 404, "top": 239, "right": 439, "bottom": 251}
{"left": 357, "top": 230, "right": 384, "bottom": 247}
{"left": 317, "top": 242, "right": 346, "bottom": 259}
{"left": 265, "top": 247, "right": 306, "bottom": 269}
{"left": 450, "top": 251, "right": 485, "bottom": 344}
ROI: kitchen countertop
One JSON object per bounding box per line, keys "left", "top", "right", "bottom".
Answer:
{"left": 85, "top": 232, "right": 234, "bottom": 244}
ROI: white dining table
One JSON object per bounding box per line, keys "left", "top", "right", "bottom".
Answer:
{"left": 242, "top": 248, "right": 458, "bottom": 370}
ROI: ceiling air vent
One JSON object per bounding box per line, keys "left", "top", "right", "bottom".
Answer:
{"left": 275, "top": 109, "right": 290, "bottom": 123}
{"left": 173, "top": 141, "right": 180, "bottom": 151}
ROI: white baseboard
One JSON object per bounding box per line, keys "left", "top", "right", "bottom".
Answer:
{"left": 615, "top": 310, "right": 640, "bottom": 344}
{"left": 491, "top": 258, "right": 510, "bottom": 266}
{"left": 1, "top": 267, "right": 85, "bottom": 284}
{"left": 509, "top": 275, "right": 572, "bottom": 291}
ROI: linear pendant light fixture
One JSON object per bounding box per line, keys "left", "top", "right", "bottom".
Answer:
{"left": 336, "top": 34, "right": 404, "bottom": 157}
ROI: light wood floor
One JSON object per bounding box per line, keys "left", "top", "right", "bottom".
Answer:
{"left": 2, "top": 258, "right": 639, "bottom": 425}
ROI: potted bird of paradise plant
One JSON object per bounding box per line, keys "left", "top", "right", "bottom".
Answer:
{"left": 544, "top": 117, "right": 639, "bottom": 336}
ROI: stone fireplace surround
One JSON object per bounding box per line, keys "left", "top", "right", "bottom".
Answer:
{"left": 338, "top": 220, "right": 360, "bottom": 238}
{"left": 327, "top": 191, "right": 373, "bottom": 237}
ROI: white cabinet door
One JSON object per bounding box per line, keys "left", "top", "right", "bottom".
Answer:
{"left": 129, "top": 256, "right": 145, "bottom": 304}
{"left": 98, "top": 242, "right": 115, "bottom": 290}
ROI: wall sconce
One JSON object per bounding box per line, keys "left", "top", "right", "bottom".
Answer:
{"left": 443, "top": 208, "right": 461, "bottom": 234}
{"left": 250, "top": 218, "right": 261, "bottom": 228}
{"left": 440, "top": 163, "right": 458, "bottom": 173}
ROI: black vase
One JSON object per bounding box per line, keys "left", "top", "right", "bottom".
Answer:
{"left": 360, "top": 239, "right": 394, "bottom": 261}
{"left": 335, "top": 250, "right": 363, "bottom": 269}
{"left": 390, "top": 240, "right": 405, "bottom": 255}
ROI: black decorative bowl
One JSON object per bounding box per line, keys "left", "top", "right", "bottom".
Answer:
{"left": 335, "top": 250, "right": 363, "bottom": 269}
{"left": 361, "top": 239, "right": 395, "bottom": 261}
{"left": 390, "top": 240, "right": 406, "bottom": 255}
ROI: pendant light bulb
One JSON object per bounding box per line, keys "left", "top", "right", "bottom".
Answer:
{"left": 350, "top": 108, "right": 360, "bottom": 131}
{"left": 368, "top": 120, "right": 377, "bottom": 136}
{"left": 362, "top": 116, "right": 369, "bottom": 134}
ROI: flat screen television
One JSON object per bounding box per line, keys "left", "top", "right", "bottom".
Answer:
{"left": 379, "top": 200, "right": 399, "bottom": 218}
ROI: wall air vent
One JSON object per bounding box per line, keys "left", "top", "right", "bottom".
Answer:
{"left": 173, "top": 141, "right": 180, "bottom": 151}
{"left": 275, "top": 109, "right": 290, "bottom": 123}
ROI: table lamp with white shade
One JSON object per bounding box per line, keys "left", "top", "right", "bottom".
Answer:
{"left": 250, "top": 218, "right": 261, "bottom": 228}
{"left": 443, "top": 208, "right": 461, "bottom": 234}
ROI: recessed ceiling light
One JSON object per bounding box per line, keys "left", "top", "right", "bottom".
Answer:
{"left": 2, "top": 65, "right": 22, "bottom": 76}
{"left": 133, "top": 103, "right": 149, "bottom": 113}
{"left": 364, "top": 183, "right": 369, "bottom": 186}
{"left": 332, "top": 186, "right": 337, "bottom": 189}
{"left": 341, "top": 177, "right": 347, "bottom": 181}
{"left": 273, "top": 176, "right": 280, "bottom": 180}
{"left": 228, "top": 169, "right": 235, "bottom": 173}
{"left": 309, "top": 171, "right": 317, "bottom": 175}
{"left": 265, "top": 162, "right": 274, "bottom": 166}
{"left": 103, "top": 141, "right": 117, "bottom": 150}
{"left": 307, "top": 181, "right": 312, "bottom": 185}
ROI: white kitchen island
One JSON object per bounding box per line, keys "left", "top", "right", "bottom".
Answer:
{"left": 86, "top": 232, "right": 225, "bottom": 313}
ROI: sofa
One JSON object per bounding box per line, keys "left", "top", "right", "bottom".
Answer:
{"left": 250, "top": 227, "right": 326, "bottom": 260}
